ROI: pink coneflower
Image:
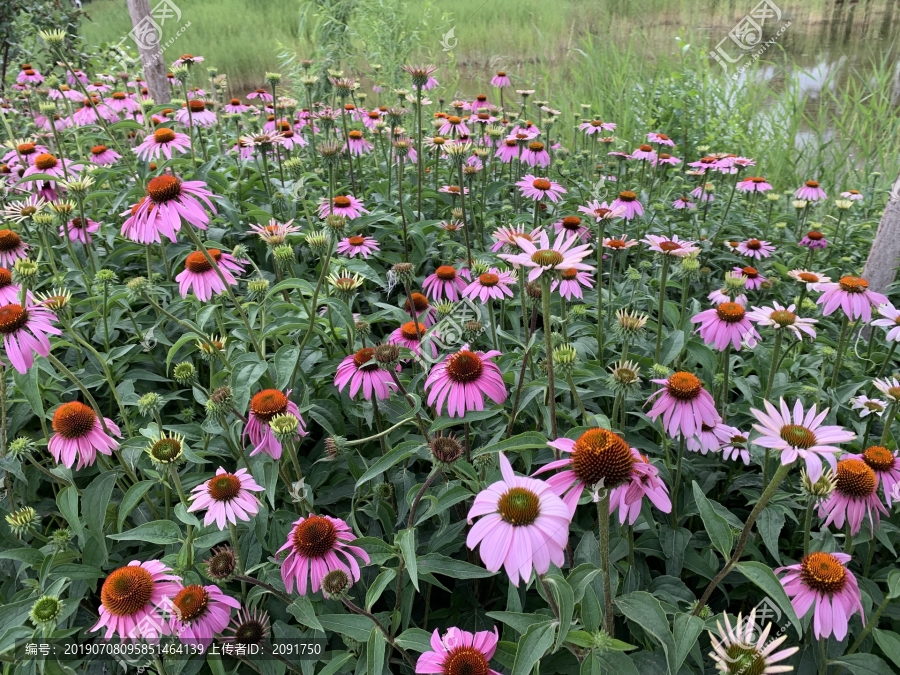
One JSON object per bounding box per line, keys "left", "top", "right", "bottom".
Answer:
{"left": 88, "top": 144, "right": 121, "bottom": 166}
{"left": 423, "top": 265, "right": 470, "bottom": 301}
{"left": 691, "top": 302, "right": 759, "bottom": 351}
{"left": 60, "top": 217, "right": 100, "bottom": 245}
{"left": 788, "top": 269, "right": 830, "bottom": 290}
{"left": 874, "top": 377, "right": 900, "bottom": 403}
{"left": 334, "top": 347, "right": 397, "bottom": 401}
{"left": 490, "top": 225, "right": 540, "bottom": 252}
{"left": 72, "top": 98, "right": 118, "bottom": 126}
{"left": 171, "top": 53, "right": 204, "bottom": 68}
{"left": 709, "top": 609, "right": 799, "bottom": 675}
{"left": 652, "top": 153, "right": 681, "bottom": 167}
{"left": 3, "top": 141, "right": 49, "bottom": 167}
{"left": 630, "top": 144, "right": 656, "bottom": 162}
{"left": 0, "top": 268, "right": 24, "bottom": 305}
{"left": 244, "top": 389, "right": 307, "bottom": 460}
{"left": 516, "top": 174, "right": 566, "bottom": 202}
{"left": 188, "top": 467, "right": 263, "bottom": 530}
{"left": 579, "top": 119, "right": 616, "bottom": 134}
{"left": 499, "top": 230, "right": 593, "bottom": 283}
{"left": 602, "top": 235, "right": 639, "bottom": 251}
{"left": 850, "top": 396, "right": 887, "bottom": 418}
{"left": 247, "top": 88, "right": 273, "bottom": 102}
{"left": 688, "top": 422, "right": 728, "bottom": 454}
{"left": 736, "top": 238, "right": 774, "bottom": 259}
{"left": 223, "top": 98, "right": 249, "bottom": 114}
{"left": 776, "top": 552, "right": 863, "bottom": 640}
{"left": 709, "top": 288, "right": 746, "bottom": 306}
{"left": 105, "top": 92, "right": 140, "bottom": 114}
{"left": 494, "top": 138, "right": 520, "bottom": 163}
{"left": 715, "top": 424, "right": 751, "bottom": 464}
{"left": 405, "top": 292, "right": 436, "bottom": 327}
{"left": 671, "top": 195, "right": 694, "bottom": 209}
{"left": 643, "top": 234, "right": 699, "bottom": 257}
{"left": 736, "top": 176, "right": 773, "bottom": 193}
{"left": 0, "top": 302, "right": 59, "bottom": 374}
{"left": 552, "top": 215, "right": 591, "bottom": 242}
{"left": 122, "top": 175, "right": 217, "bottom": 245}
{"left": 467, "top": 453, "right": 570, "bottom": 584}
{"left": 748, "top": 302, "right": 817, "bottom": 340}
{"left": 840, "top": 189, "right": 863, "bottom": 201}
{"left": 425, "top": 345, "right": 506, "bottom": 417}
{"left": 439, "top": 115, "right": 469, "bottom": 137}
{"left": 799, "top": 230, "right": 827, "bottom": 249}
{"left": 519, "top": 140, "right": 550, "bottom": 167}
{"left": 538, "top": 428, "right": 636, "bottom": 513}
{"left": 48, "top": 401, "right": 121, "bottom": 470}
{"left": 612, "top": 450, "right": 672, "bottom": 525}
{"left": 16, "top": 65, "right": 43, "bottom": 85}
{"left": 91, "top": 560, "right": 181, "bottom": 639}
{"left": 845, "top": 446, "right": 900, "bottom": 507}
{"left": 336, "top": 234, "right": 379, "bottom": 259}
{"left": 248, "top": 219, "right": 300, "bottom": 246}
{"left": 795, "top": 180, "right": 827, "bottom": 202}
{"left": 175, "top": 100, "right": 216, "bottom": 127}
{"left": 439, "top": 184, "right": 470, "bottom": 197}
{"left": 578, "top": 200, "right": 625, "bottom": 223}
{"left": 317, "top": 194, "right": 369, "bottom": 220}
{"left": 818, "top": 458, "right": 888, "bottom": 536}
{"left": 647, "top": 372, "right": 720, "bottom": 440}
{"left": 552, "top": 268, "right": 594, "bottom": 301}
{"left": 734, "top": 265, "right": 766, "bottom": 290}
{"left": 751, "top": 398, "right": 855, "bottom": 482}
{"left": 0, "top": 230, "right": 28, "bottom": 267}
{"left": 647, "top": 132, "right": 675, "bottom": 146}
{"left": 176, "top": 249, "right": 243, "bottom": 302}
{"left": 463, "top": 269, "right": 515, "bottom": 303}
{"left": 167, "top": 584, "right": 238, "bottom": 647}
{"left": 344, "top": 129, "right": 373, "bottom": 156}
{"left": 22, "top": 153, "right": 82, "bottom": 200}
{"left": 611, "top": 191, "right": 643, "bottom": 219}
{"left": 389, "top": 322, "right": 438, "bottom": 360}
{"left": 491, "top": 71, "right": 511, "bottom": 88}
{"left": 277, "top": 515, "right": 370, "bottom": 595}
{"left": 816, "top": 276, "right": 887, "bottom": 322}
{"left": 416, "top": 626, "right": 502, "bottom": 675}
{"left": 134, "top": 127, "right": 192, "bottom": 161}
{"left": 690, "top": 184, "right": 715, "bottom": 202}
{"left": 872, "top": 304, "right": 900, "bottom": 342}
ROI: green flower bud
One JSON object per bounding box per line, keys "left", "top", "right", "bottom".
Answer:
{"left": 173, "top": 361, "right": 196, "bottom": 385}
{"left": 29, "top": 596, "right": 63, "bottom": 627}
{"left": 138, "top": 392, "right": 163, "bottom": 416}
{"left": 6, "top": 506, "right": 40, "bottom": 536}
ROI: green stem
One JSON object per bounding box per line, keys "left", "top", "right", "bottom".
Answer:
{"left": 654, "top": 256, "right": 671, "bottom": 364}
{"left": 830, "top": 315, "right": 851, "bottom": 389}
{"left": 540, "top": 275, "right": 558, "bottom": 439}
{"left": 764, "top": 330, "right": 783, "bottom": 401}
{"left": 598, "top": 491, "right": 614, "bottom": 634}
{"left": 803, "top": 498, "right": 815, "bottom": 556}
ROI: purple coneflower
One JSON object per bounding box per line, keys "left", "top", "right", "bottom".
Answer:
{"left": 247, "top": 219, "right": 299, "bottom": 246}
{"left": 188, "top": 467, "right": 264, "bottom": 530}
{"left": 389, "top": 322, "right": 437, "bottom": 359}
{"left": 88, "top": 144, "right": 121, "bottom": 166}
{"left": 799, "top": 230, "right": 827, "bottom": 249}
{"left": 244, "top": 389, "right": 307, "bottom": 459}
{"left": 467, "top": 453, "right": 570, "bottom": 585}
{"left": 60, "top": 217, "right": 99, "bottom": 245}
{"left": 416, "top": 626, "right": 502, "bottom": 675}
{"left": 647, "top": 132, "right": 675, "bottom": 146}
{"left": 175, "top": 100, "right": 216, "bottom": 127}
{"left": 552, "top": 215, "right": 591, "bottom": 242}
{"left": 223, "top": 97, "right": 249, "bottom": 114}
{"left": 499, "top": 230, "right": 593, "bottom": 283}
{"left": 463, "top": 269, "right": 515, "bottom": 303}
{"left": 643, "top": 234, "right": 698, "bottom": 257}
{"left": 552, "top": 268, "right": 594, "bottom": 301}
{"left": 0, "top": 302, "right": 59, "bottom": 374}
{"left": 176, "top": 249, "right": 243, "bottom": 302}
{"left": 490, "top": 225, "right": 540, "bottom": 252}
{"left": 16, "top": 65, "right": 43, "bottom": 85}
{"left": 602, "top": 235, "right": 639, "bottom": 251}
{"left": 579, "top": 119, "right": 616, "bottom": 134}
{"left": 750, "top": 398, "right": 855, "bottom": 482}
{"left": 850, "top": 396, "right": 887, "bottom": 419}
{"left": 336, "top": 234, "right": 379, "bottom": 259}
{"left": 317, "top": 194, "right": 368, "bottom": 220}
{"left": 736, "top": 238, "right": 774, "bottom": 259}
{"left": 735, "top": 265, "right": 766, "bottom": 290}
{"left": 516, "top": 174, "right": 566, "bottom": 202}
{"left": 334, "top": 347, "right": 397, "bottom": 401}
{"left": 736, "top": 175, "right": 773, "bottom": 192}
{"left": 690, "top": 184, "right": 715, "bottom": 202}
{"left": 0, "top": 230, "right": 28, "bottom": 267}
{"left": 844, "top": 446, "right": 900, "bottom": 506}
{"left": 795, "top": 180, "right": 827, "bottom": 202}
{"left": 653, "top": 152, "right": 681, "bottom": 167}
{"left": 691, "top": 302, "right": 759, "bottom": 351}
{"left": 611, "top": 191, "right": 643, "bottom": 219}
{"left": 134, "top": 127, "right": 192, "bottom": 161}
{"left": 816, "top": 275, "right": 887, "bottom": 322}
{"left": 788, "top": 269, "right": 830, "bottom": 290}
{"left": 91, "top": 561, "right": 181, "bottom": 639}
{"left": 425, "top": 345, "right": 506, "bottom": 418}
{"left": 490, "top": 71, "right": 511, "bottom": 88}
{"left": 748, "top": 302, "right": 817, "bottom": 340}
{"left": 818, "top": 458, "right": 888, "bottom": 536}
{"left": 344, "top": 129, "right": 373, "bottom": 156}
{"left": 277, "top": 515, "right": 369, "bottom": 595}
{"left": 520, "top": 140, "right": 550, "bottom": 167}
{"left": 708, "top": 609, "right": 798, "bottom": 675}
{"left": 671, "top": 195, "right": 694, "bottom": 209}
{"left": 121, "top": 175, "right": 217, "bottom": 245}
{"left": 167, "top": 584, "right": 238, "bottom": 647}
{"left": 715, "top": 425, "right": 751, "bottom": 464}
{"left": 630, "top": 144, "right": 656, "bottom": 162}
{"left": 872, "top": 304, "right": 900, "bottom": 342}
{"left": 423, "top": 265, "right": 470, "bottom": 301}
{"left": 49, "top": 401, "right": 121, "bottom": 470}
{"left": 578, "top": 200, "right": 625, "bottom": 222}
{"left": 646, "top": 371, "right": 719, "bottom": 440}
{"left": 840, "top": 189, "right": 863, "bottom": 201}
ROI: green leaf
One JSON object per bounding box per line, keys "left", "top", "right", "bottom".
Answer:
{"left": 873, "top": 629, "right": 900, "bottom": 669}
{"left": 545, "top": 574, "right": 575, "bottom": 652}
{"left": 56, "top": 486, "right": 84, "bottom": 544}
{"left": 365, "top": 569, "right": 397, "bottom": 611}
{"left": 318, "top": 653, "right": 355, "bottom": 675}
{"left": 397, "top": 528, "right": 419, "bottom": 591}
{"left": 13, "top": 368, "right": 44, "bottom": 419}
{"left": 887, "top": 569, "right": 900, "bottom": 599}
{"left": 395, "top": 628, "right": 433, "bottom": 653}
{"left": 735, "top": 561, "right": 802, "bottom": 637}
{"left": 417, "top": 553, "right": 495, "bottom": 579}
{"left": 366, "top": 626, "right": 386, "bottom": 675}
{"left": 83, "top": 471, "right": 118, "bottom": 560}
{"left": 673, "top": 613, "right": 705, "bottom": 673}
{"left": 117, "top": 480, "right": 155, "bottom": 531}
{"left": 829, "top": 654, "right": 896, "bottom": 675}
{"left": 0, "top": 548, "right": 45, "bottom": 566}
{"left": 472, "top": 431, "right": 548, "bottom": 457}
{"left": 274, "top": 344, "right": 300, "bottom": 390}
{"left": 757, "top": 507, "right": 785, "bottom": 565}
{"left": 511, "top": 621, "right": 556, "bottom": 675}
{"left": 318, "top": 614, "right": 376, "bottom": 641}
{"left": 108, "top": 519, "right": 182, "bottom": 545}
{"left": 356, "top": 445, "right": 419, "bottom": 487}
{"left": 287, "top": 597, "right": 323, "bottom": 632}
{"left": 692, "top": 481, "right": 733, "bottom": 557}
{"left": 485, "top": 612, "right": 553, "bottom": 635}
{"left": 659, "top": 330, "right": 685, "bottom": 366}
{"left": 615, "top": 591, "right": 676, "bottom": 674}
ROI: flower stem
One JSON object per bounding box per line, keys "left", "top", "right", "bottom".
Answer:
{"left": 540, "top": 275, "right": 558, "bottom": 439}
{"left": 653, "top": 256, "right": 671, "bottom": 364}
{"left": 765, "top": 330, "right": 783, "bottom": 401}
{"left": 597, "top": 490, "right": 614, "bottom": 634}
{"left": 803, "top": 498, "right": 815, "bottom": 556}
{"left": 830, "top": 315, "right": 851, "bottom": 389}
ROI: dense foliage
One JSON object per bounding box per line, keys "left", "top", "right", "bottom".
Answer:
{"left": 1, "top": 30, "right": 900, "bottom": 675}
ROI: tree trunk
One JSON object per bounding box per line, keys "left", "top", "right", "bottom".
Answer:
{"left": 862, "top": 169, "right": 900, "bottom": 294}
{"left": 126, "top": 0, "right": 170, "bottom": 103}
